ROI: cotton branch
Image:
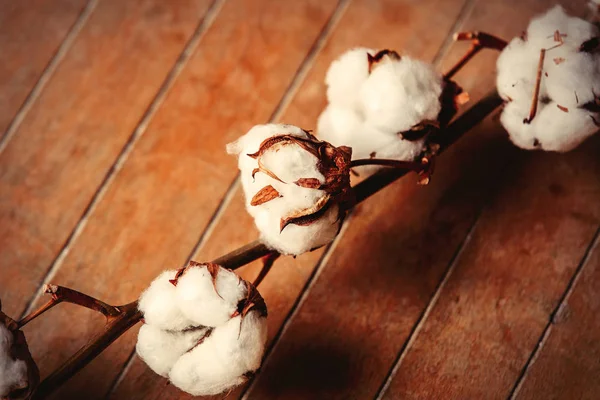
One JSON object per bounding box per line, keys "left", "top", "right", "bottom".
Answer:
{"left": 18, "top": 285, "right": 121, "bottom": 329}
{"left": 31, "top": 89, "right": 502, "bottom": 399}
{"left": 444, "top": 32, "right": 508, "bottom": 80}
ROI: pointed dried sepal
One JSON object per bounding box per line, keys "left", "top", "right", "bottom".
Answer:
{"left": 294, "top": 177, "right": 322, "bottom": 189}
{"left": 367, "top": 49, "right": 401, "bottom": 73}
{"left": 250, "top": 185, "right": 281, "bottom": 206}
{"left": 247, "top": 135, "right": 319, "bottom": 159}
{"left": 580, "top": 37, "right": 600, "bottom": 53}
{"left": 234, "top": 282, "right": 267, "bottom": 319}
{"left": 280, "top": 194, "right": 332, "bottom": 232}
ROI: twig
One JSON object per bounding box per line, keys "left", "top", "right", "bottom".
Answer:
{"left": 18, "top": 285, "right": 121, "bottom": 329}
{"left": 32, "top": 89, "right": 503, "bottom": 399}
{"left": 444, "top": 32, "right": 507, "bottom": 79}
{"left": 524, "top": 48, "right": 546, "bottom": 124}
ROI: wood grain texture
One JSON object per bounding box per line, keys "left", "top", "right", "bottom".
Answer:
{"left": 0, "top": 0, "right": 212, "bottom": 318}
{"left": 0, "top": 0, "right": 87, "bottom": 137}
{"left": 19, "top": 1, "right": 341, "bottom": 399}
{"left": 515, "top": 235, "right": 600, "bottom": 400}
{"left": 381, "top": 2, "right": 599, "bottom": 398}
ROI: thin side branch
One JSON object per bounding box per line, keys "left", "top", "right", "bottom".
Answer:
{"left": 18, "top": 284, "right": 121, "bottom": 329}
{"left": 33, "top": 89, "right": 504, "bottom": 399}
{"left": 445, "top": 31, "right": 508, "bottom": 79}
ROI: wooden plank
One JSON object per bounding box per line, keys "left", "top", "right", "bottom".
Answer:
{"left": 514, "top": 234, "right": 600, "bottom": 400}
{"left": 380, "top": 2, "right": 599, "bottom": 398}
{"left": 111, "top": 0, "right": 471, "bottom": 399}
{"left": 0, "top": 0, "right": 87, "bottom": 139}
{"left": 246, "top": 0, "right": 600, "bottom": 398}
{"left": 0, "top": 0, "right": 212, "bottom": 318}
{"left": 21, "top": 1, "right": 342, "bottom": 399}
{"left": 383, "top": 143, "right": 600, "bottom": 400}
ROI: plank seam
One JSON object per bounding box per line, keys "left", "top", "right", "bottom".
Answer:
{"left": 240, "top": 211, "right": 355, "bottom": 400}
{"left": 431, "top": 0, "right": 477, "bottom": 66}
{"left": 19, "top": 0, "right": 227, "bottom": 320}
{"left": 373, "top": 212, "right": 483, "bottom": 400}
{"left": 0, "top": 0, "right": 99, "bottom": 153}
{"left": 507, "top": 225, "right": 600, "bottom": 400}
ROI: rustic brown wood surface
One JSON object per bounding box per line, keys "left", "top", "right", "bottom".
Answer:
{"left": 0, "top": 0, "right": 87, "bottom": 141}
{"left": 0, "top": 0, "right": 598, "bottom": 399}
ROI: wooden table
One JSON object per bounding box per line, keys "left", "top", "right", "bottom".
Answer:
{"left": 1, "top": 0, "right": 598, "bottom": 399}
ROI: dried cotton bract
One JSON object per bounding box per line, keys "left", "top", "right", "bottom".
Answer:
{"left": 0, "top": 309, "right": 39, "bottom": 400}
{"left": 227, "top": 124, "right": 352, "bottom": 255}
{"left": 136, "top": 262, "right": 267, "bottom": 396}
{"left": 497, "top": 6, "right": 600, "bottom": 152}
{"left": 318, "top": 48, "right": 445, "bottom": 163}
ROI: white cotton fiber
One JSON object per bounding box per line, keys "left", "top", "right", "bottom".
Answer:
{"left": 317, "top": 48, "right": 444, "bottom": 168}
{"left": 137, "top": 266, "right": 269, "bottom": 396}
{"left": 138, "top": 270, "right": 195, "bottom": 331}
{"left": 0, "top": 324, "right": 28, "bottom": 398}
{"left": 169, "top": 312, "right": 268, "bottom": 396}
{"left": 228, "top": 124, "right": 348, "bottom": 255}
{"left": 317, "top": 105, "right": 425, "bottom": 162}
{"left": 496, "top": 5, "right": 600, "bottom": 152}
{"left": 325, "top": 47, "right": 375, "bottom": 110}
{"left": 175, "top": 265, "right": 247, "bottom": 327}
{"left": 360, "top": 57, "right": 443, "bottom": 134}
{"left": 136, "top": 324, "right": 210, "bottom": 377}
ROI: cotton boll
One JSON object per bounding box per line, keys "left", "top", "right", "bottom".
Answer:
{"left": 169, "top": 312, "right": 268, "bottom": 396}
{"left": 360, "top": 57, "right": 443, "bottom": 134}
{"left": 136, "top": 324, "right": 210, "bottom": 377}
{"left": 0, "top": 322, "right": 39, "bottom": 400}
{"left": 229, "top": 124, "right": 352, "bottom": 255}
{"left": 497, "top": 5, "right": 600, "bottom": 152}
{"left": 325, "top": 47, "right": 375, "bottom": 110}
{"left": 175, "top": 265, "right": 247, "bottom": 327}
{"left": 138, "top": 270, "right": 195, "bottom": 331}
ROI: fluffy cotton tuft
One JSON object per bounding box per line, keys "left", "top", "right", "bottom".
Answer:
{"left": 138, "top": 270, "right": 195, "bottom": 331}
{"left": 0, "top": 319, "right": 38, "bottom": 400}
{"left": 175, "top": 265, "right": 247, "bottom": 327}
{"left": 317, "top": 48, "right": 445, "bottom": 169}
{"left": 228, "top": 124, "right": 352, "bottom": 255}
{"left": 169, "top": 313, "right": 267, "bottom": 396}
{"left": 136, "top": 263, "right": 268, "bottom": 396}
{"left": 325, "top": 47, "right": 375, "bottom": 110}
{"left": 496, "top": 5, "right": 600, "bottom": 152}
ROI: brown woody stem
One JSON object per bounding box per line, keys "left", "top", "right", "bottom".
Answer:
{"left": 18, "top": 285, "right": 121, "bottom": 329}
{"left": 524, "top": 48, "right": 546, "bottom": 124}
{"left": 33, "top": 89, "right": 503, "bottom": 399}
{"left": 444, "top": 32, "right": 508, "bottom": 79}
